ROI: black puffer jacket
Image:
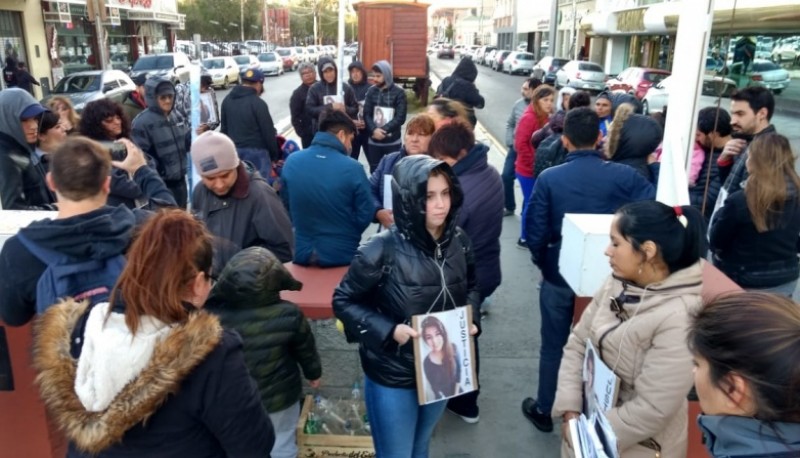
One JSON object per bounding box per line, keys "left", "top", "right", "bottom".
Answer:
{"left": 305, "top": 57, "right": 359, "bottom": 133}
{"left": 363, "top": 60, "right": 407, "bottom": 145}
{"left": 130, "top": 78, "right": 188, "bottom": 182}
{"left": 333, "top": 155, "right": 481, "bottom": 388}
{"left": 436, "top": 58, "right": 485, "bottom": 111}
{"left": 207, "top": 247, "right": 322, "bottom": 413}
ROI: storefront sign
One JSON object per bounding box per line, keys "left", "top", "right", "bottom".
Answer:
{"left": 537, "top": 19, "right": 550, "bottom": 31}
{"left": 103, "top": 7, "right": 121, "bottom": 26}
{"left": 615, "top": 8, "right": 645, "bottom": 33}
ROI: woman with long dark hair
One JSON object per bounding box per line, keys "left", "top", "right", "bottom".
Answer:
{"left": 32, "top": 209, "right": 274, "bottom": 457}
{"left": 334, "top": 155, "right": 481, "bottom": 457}
{"left": 421, "top": 315, "right": 460, "bottom": 400}
{"left": 689, "top": 292, "right": 800, "bottom": 456}
{"left": 552, "top": 200, "right": 707, "bottom": 458}
{"left": 710, "top": 133, "right": 800, "bottom": 296}
{"left": 79, "top": 98, "right": 131, "bottom": 141}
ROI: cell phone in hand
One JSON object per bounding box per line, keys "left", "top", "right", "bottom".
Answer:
{"left": 98, "top": 141, "right": 128, "bottom": 161}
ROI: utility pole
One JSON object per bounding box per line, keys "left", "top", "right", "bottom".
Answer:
{"left": 240, "top": 0, "right": 245, "bottom": 42}
{"left": 336, "top": 0, "right": 344, "bottom": 96}
{"left": 91, "top": 0, "right": 108, "bottom": 69}
{"left": 548, "top": 0, "right": 557, "bottom": 57}
{"left": 571, "top": 0, "right": 577, "bottom": 59}
{"left": 313, "top": 0, "right": 319, "bottom": 45}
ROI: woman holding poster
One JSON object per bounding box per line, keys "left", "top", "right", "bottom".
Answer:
{"left": 333, "top": 155, "right": 481, "bottom": 458}
{"left": 552, "top": 200, "right": 706, "bottom": 458}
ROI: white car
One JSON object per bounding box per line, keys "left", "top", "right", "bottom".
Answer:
{"left": 294, "top": 47, "right": 309, "bottom": 64}
{"left": 232, "top": 54, "right": 259, "bottom": 73}
{"left": 257, "top": 52, "right": 284, "bottom": 76}
{"left": 305, "top": 46, "right": 320, "bottom": 63}
{"left": 202, "top": 56, "right": 239, "bottom": 89}
{"left": 641, "top": 74, "right": 737, "bottom": 115}
{"left": 503, "top": 52, "right": 535, "bottom": 75}
{"left": 555, "top": 60, "right": 607, "bottom": 92}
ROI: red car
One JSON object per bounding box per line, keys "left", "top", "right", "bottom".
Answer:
{"left": 605, "top": 67, "right": 671, "bottom": 100}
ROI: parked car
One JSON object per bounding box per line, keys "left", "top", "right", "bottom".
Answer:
{"left": 232, "top": 54, "right": 259, "bottom": 73}
{"left": 460, "top": 45, "right": 479, "bottom": 60}
{"left": 771, "top": 39, "right": 800, "bottom": 64}
{"left": 517, "top": 42, "right": 528, "bottom": 52}
{"left": 437, "top": 44, "right": 455, "bottom": 59}
{"left": 722, "top": 59, "right": 791, "bottom": 94}
{"left": 484, "top": 49, "right": 498, "bottom": 67}
{"left": 492, "top": 50, "right": 512, "bottom": 71}
{"left": 293, "top": 47, "right": 309, "bottom": 64}
{"left": 641, "top": 74, "right": 737, "bottom": 115}
{"left": 343, "top": 43, "right": 358, "bottom": 56}
{"left": 532, "top": 56, "right": 570, "bottom": 84}
{"left": 555, "top": 60, "right": 607, "bottom": 92}
{"left": 41, "top": 70, "right": 135, "bottom": 113}
{"left": 275, "top": 48, "right": 299, "bottom": 71}
{"left": 306, "top": 45, "right": 320, "bottom": 63}
{"left": 201, "top": 56, "right": 240, "bottom": 89}
{"left": 257, "top": 52, "right": 284, "bottom": 76}
{"left": 129, "top": 52, "right": 192, "bottom": 85}
{"left": 605, "top": 67, "right": 671, "bottom": 99}
{"left": 503, "top": 51, "right": 535, "bottom": 75}
{"left": 475, "top": 45, "right": 497, "bottom": 66}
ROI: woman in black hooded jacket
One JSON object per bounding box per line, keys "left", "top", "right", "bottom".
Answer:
{"left": 333, "top": 155, "right": 481, "bottom": 458}
{"left": 436, "top": 58, "right": 485, "bottom": 126}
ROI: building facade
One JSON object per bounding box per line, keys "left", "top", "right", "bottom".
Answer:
{"left": 1, "top": 0, "right": 53, "bottom": 98}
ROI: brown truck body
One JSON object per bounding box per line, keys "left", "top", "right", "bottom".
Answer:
{"left": 354, "top": 0, "right": 430, "bottom": 95}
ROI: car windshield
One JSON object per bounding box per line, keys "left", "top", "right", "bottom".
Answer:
{"left": 644, "top": 72, "right": 669, "bottom": 84}
{"left": 203, "top": 59, "right": 224, "bottom": 69}
{"left": 132, "top": 55, "right": 174, "bottom": 71}
{"left": 752, "top": 62, "right": 780, "bottom": 72}
{"left": 579, "top": 63, "right": 603, "bottom": 72}
{"left": 517, "top": 53, "right": 534, "bottom": 60}
{"left": 276, "top": 49, "right": 290, "bottom": 56}
{"left": 552, "top": 59, "right": 569, "bottom": 68}
{"left": 234, "top": 56, "right": 250, "bottom": 65}
{"left": 54, "top": 74, "right": 100, "bottom": 93}
{"left": 259, "top": 53, "right": 276, "bottom": 62}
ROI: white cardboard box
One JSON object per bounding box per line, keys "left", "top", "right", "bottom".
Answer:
{"left": 0, "top": 210, "right": 57, "bottom": 250}
{"left": 559, "top": 213, "right": 614, "bottom": 297}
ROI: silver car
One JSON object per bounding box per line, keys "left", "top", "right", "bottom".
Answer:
{"left": 257, "top": 52, "right": 284, "bottom": 76}
{"left": 641, "top": 74, "right": 738, "bottom": 115}
{"left": 503, "top": 52, "right": 535, "bottom": 75}
{"left": 555, "top": 60, "right": 607, "bottom": 92}
{"left": 41, "top": 70, "right": 135, "bottom": 113}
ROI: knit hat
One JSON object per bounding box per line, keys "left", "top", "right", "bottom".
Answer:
{"left": 191, "top": 131, "right": 240, "bottom": 176}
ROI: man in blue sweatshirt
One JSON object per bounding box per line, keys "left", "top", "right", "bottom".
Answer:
{"left": 281, "top": 108, "right": 375, "bottom": 267}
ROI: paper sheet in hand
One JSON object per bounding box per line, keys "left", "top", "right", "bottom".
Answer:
{"left": 583, "top": 339, "right": 620, "bottom": 418}
{"left": 383, "top": 175, "right": 393, "bottom": 210}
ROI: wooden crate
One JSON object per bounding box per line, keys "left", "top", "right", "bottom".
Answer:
{"left": 296, "top": 395, "right": 375, "bottom": 458}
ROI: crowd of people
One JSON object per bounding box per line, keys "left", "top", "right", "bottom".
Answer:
{"left": 0, "top": 54, "right": 798, "bottom": 458}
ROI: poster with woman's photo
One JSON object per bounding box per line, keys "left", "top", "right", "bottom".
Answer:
{"left": 373, "top": 106, "right": 394, "bottom": 128}
{"left": 583, "top": 339, "right": 620, "bottom": 419}
{"left": 323, "top": 94, "right": 343, "bottom": 106}
{"left": 412, "top": 306, "right": 477, "bottom": 405}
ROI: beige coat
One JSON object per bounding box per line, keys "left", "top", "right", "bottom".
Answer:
{"left": 553, "top": 261, "right": 703, "bottom": 458}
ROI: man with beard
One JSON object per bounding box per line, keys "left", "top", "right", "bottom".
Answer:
{"left": 290, "top": 63, "right": 318, "bottom": 149}
{"left": 710, "top": 87, "right": 776, "bottom": 227}
{"left": 691, "top": 107, "right": 731, "bottom": 221}
{"left": 190, "top": 131, "right": 294, "bottom": 262}
{"left": 363, "top": 60, "right": 407, "bottom": 173}
{"left": 280, "top": 109, "right": 374, "bottom": 267}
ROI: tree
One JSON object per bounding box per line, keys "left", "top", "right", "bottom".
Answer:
{"left": 445, "top": 23, "right": 454, "bottom": 43}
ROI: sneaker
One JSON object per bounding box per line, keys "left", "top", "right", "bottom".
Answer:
{"left": 447, "top": 406, "right": 479, "bottom": 424}
{"left": 521, "top": 398, "right": 553, "bottom": 432}
{"left": 516, "top": 238, "right": 528, "bottom": 250}
{"left": 503, "top": 209, "right": 515, "bottom": 217}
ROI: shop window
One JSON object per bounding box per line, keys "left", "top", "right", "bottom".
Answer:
{"left": 0, "top": 11, "right": 28, "bottom": 88}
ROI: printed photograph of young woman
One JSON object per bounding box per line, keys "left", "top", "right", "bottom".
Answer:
{"left": 420, "top": 315, "right": 461, "bottom": 402}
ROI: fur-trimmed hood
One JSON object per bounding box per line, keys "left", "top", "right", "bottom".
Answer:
{"left": 32, "top": 299, "right": 222, "bottom": 455}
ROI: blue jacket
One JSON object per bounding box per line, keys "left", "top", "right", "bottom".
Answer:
{"left": 698, "top": 415, "right": 800, "bottom": 458}
{"left": 281, "top": 131, "right": 375, "bottom": 267}
{"left": 369, "top": 147, "right": 405, "bottom": 211}
{"left": 525, "top": 150, "right": 657, "bottom": 285}
{"left": 452, "top": 143, "right": 504, "bottom": 300}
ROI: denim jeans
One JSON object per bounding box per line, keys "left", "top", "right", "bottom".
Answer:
{"left": 502, "top": 147, "right": 518, "bottom": 212}
{"left": 364, "top": 375, "right": 447, "bottom": 458}
{"left": 749, "top": 279, "right": 798, "bottom": 298}
{"left": 516, "top": 174, "right": 535, "bottom": 241}
{"left": 268, "top": 401, "right": 301, "bottom": 458}
{"left": 237, "top": 147, "right": 273, "bottom": 181}
{"left": 536, "top": 279, "right": 575, "bottom": 414}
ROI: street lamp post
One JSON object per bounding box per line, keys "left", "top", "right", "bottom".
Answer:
{"left": 229, "top": 22, "right": 240, "bottom": 42}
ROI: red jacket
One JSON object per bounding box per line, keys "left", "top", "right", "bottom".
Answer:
{"left": 514, "top": 105, "right": 547, "bottom": 177}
